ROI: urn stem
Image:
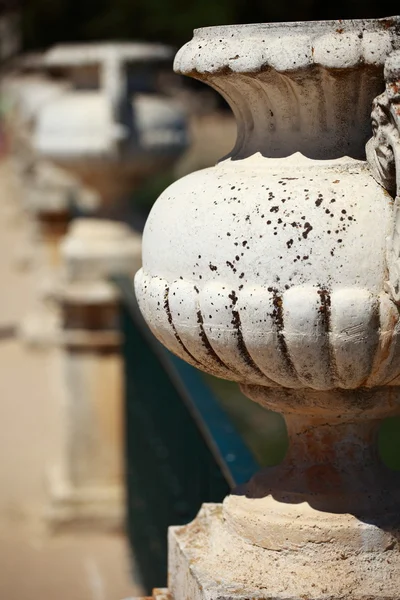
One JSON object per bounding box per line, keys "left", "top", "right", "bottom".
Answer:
{"left": 245, "top": 409, "right": 400, "bottom": 515}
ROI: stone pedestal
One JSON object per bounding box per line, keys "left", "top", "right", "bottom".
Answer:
{"left": 17, "top": 162, "right": 100, "bottom": 348}
{"left": 48, "top": 218, "right": 141, "bottom": 530}
{"left": 24, "top": 161, "right": 100, "bottom": 268}
{"left": 168, "top": 502, "right": 400, "bottom": 600}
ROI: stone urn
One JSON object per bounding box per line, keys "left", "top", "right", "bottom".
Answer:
{"left": 136, "top": 18, "right": 400, "bottom": 600}
{"left": 0, "top": 56, "right": 94, "bottom": 270}
{"left": 33, "top": 43, "right": 189, "bottom": 211}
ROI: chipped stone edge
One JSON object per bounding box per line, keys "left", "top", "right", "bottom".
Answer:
{"left": 174, "top": 16, "right": 400, "bottom": 74}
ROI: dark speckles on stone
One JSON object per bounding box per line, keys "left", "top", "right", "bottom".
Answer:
{"left": 242, "top": 240, "right": 248, "bottom": 247}
{"left": 235, "top": 255, "right": 240, "bottom": 261}
{"left": 302, "top": 222, "right": 313, "bottom": 239}
{"left": 226, "top": 261, "right": 237, "bottom": 273}
{"left": 228, "top": 290, "right": 238, "bottom": 306}
{"left": 227, "top": 232, "right": 231, "bottom": 236}
{"left": 270, "top": 206, "right": 279, "bottom": 213}
{"left": 239, "top": 272, "right": 245, "bottom": 279}
{"left": 315, "top": 198, "right": 323, "bottom": 207}
{"left": 209, "top": 263, "right": 217, "bottom": 272}
{"left": 287, "top": 239, "right": 294, "bottom": 248}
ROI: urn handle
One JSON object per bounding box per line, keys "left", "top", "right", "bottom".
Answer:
{"left": 368, "top": 51, "right": 400, "bottom": 303}
{"left": 367, "top": 50, "right": 400, "bottom": 197}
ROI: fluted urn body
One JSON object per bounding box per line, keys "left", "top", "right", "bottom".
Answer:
{"left": 137, "top": 18, "right": 400, "bottom": 393}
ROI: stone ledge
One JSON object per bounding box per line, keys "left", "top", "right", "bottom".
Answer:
{"left": 168, "top": 503, "right": 400, "bottom": 600}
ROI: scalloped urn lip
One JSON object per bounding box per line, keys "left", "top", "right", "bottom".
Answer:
{"left": 174, "top": 15, "right": 400, "bottom": 74}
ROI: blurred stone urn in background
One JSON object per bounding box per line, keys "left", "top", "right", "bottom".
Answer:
{"left": 1, "top": 43, "right": 189, "bottom": 345}
{"left": 33, "top": 43, "right": 189, "bottom": 213}
{"left": 136, "top": 18, "right": 400, "bottom": 600}
{"left": 1, "top": 43, "right": 188, "bottom": 259}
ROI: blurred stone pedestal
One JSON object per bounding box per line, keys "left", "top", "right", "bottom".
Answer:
{"left": 47, "top": 219, "right": 141, "bottom": 530}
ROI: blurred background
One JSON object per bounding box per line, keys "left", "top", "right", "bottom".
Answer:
{"left": 0, "top": 2, "right": 399, "bottom": 599}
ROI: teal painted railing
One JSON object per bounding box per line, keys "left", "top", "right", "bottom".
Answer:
{"left": 113, "top": 276, "right": 259, "bottom": 592}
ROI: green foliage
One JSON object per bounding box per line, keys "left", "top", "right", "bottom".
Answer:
{"left": 130, "top": 169, "right": 176, "bottom": 216}
{"left": 22, "top": 0, "right": 397, "bottom": 51}
{"left": 378, "top": 417, "right": 400, "bottom": 471}
{"left": 202, "top": 374, "right": 288, "bottom": 467}
{"left": 22, "top": 0, "right": 237, "bottom": 50}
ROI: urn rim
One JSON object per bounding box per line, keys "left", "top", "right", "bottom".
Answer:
{"left": 174, "top": 15, "right": 400, "bottom": 74}
{"left": 192, "top": 16, "right": 400, "bottom": 36}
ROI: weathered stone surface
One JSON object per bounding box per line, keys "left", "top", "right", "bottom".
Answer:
{"left": 169, "top": 504, "right": 400, "bottom": 600}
